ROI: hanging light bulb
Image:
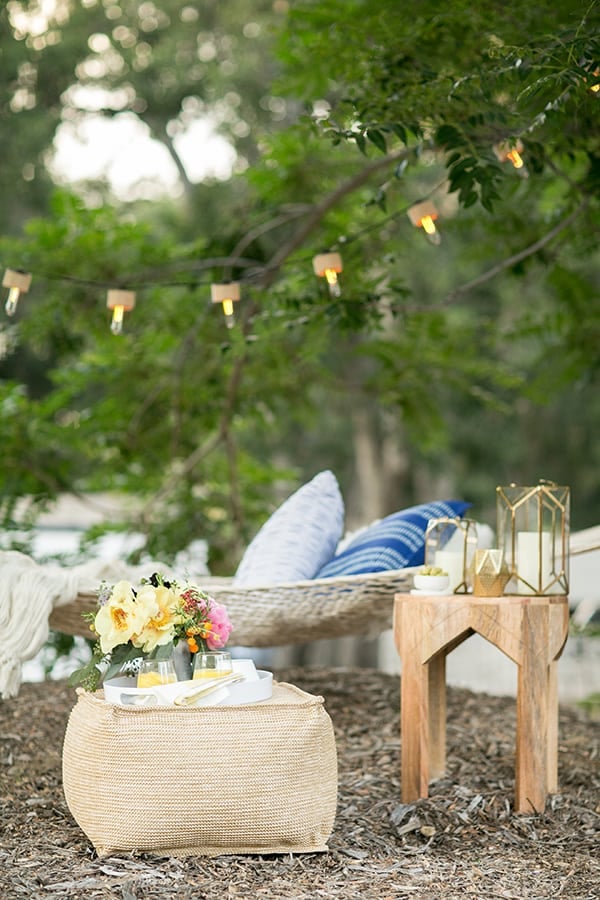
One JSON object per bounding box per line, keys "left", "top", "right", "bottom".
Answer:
{"left": 3, "top": 269, "right": 32, "bottom": 316}
{"left": 312, "top": 252, "right": 343, "bottom": 297}
{"left": 106, "top": 289, "right": 136, "bottom": 335}
{"left": 211, "top": 282, "right": 240, "bottom": 328}
{"left": 494, "top": 139, "right": 526, "bottom": 171}
{"left": 407, "top": 201, "right": 441, "bottom": 245}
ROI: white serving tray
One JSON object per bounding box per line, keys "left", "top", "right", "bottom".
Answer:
{"left": 103, "top": 659, "right": 273, "bottom": 707}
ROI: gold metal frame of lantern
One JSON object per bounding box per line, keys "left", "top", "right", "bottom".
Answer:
{"left": 496, "top": 480, "right": 570, "bottom": 596}
{"left": 424, "top": 516, "right": 478, "bottom": 594}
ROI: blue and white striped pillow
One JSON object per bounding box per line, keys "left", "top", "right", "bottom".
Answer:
{"left": 234, "top": 470, "right": 345, "bottom": 586}
{"left": 315, "top": 500, "right": 470, "bottom": 578}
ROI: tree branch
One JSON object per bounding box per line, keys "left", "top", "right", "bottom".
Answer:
{"left": 257, "top": 148, "right": 414, "bottom": 287}
{"left": 139, "top": 353, "right": 247, "bottom": 520}
{"left": 151, "top": 127, "right": 195, "bottom": 198}
{"left": 226, "top": 205, "right": 312, "bottom": 276}
{"left": 445, "top": 198, "right": 589, "bottom": 302}
{"left": 150, "top": 151, "right": 415, "bottom": 503}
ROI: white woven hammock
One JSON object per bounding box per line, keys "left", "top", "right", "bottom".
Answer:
{"left": 47, "top": 526, "right": 600, "bottom": 646}
{"left": 0, "top": 548, "right": 416, "bottom": 699}
{"left": 49, "top": 569, "right": 417, "bottom": 647}
{"left": 4, "top": 526, "right": 596, "bottom": 699}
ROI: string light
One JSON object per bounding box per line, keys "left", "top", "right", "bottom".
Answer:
{"left": 312, "top": 252, "right": 343, "bottom": 297}
{"left": 0, "top": 191, "right": 444, "bottom": 327}
{"left": 494, "top": 139, "right": 527, "bottom": 173}
{"left": 106, "top": 289, "right": 136, "bottom": 334}
{"left": 3, "top": 269, "right": 32, "bottom": 316}
{"left": 407, "top": 201, "right": 441, "bottom": 245}
{"left": 211, "top": 281, "right": 240, "bottom": 328}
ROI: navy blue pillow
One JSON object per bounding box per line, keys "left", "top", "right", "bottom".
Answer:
{"left": 315, "top": 500, "right": 471, "bottom": 578}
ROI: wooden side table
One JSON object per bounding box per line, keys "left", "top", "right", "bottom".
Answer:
{"left": 393, "top": 593, "right": 569, "bottom": 813}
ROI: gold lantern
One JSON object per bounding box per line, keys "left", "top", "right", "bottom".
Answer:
{"left": 496, "top": 481, "right": 569, "bottom": 596}
{"left": 424, "top": 517, "right": 478, "bottom": 593}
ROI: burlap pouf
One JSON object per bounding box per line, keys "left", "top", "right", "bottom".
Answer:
{"left": 62, "top": 682, "right": 337, "bottom": 857}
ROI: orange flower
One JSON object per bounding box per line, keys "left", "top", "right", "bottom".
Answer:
{"left": 186, "top": 623, "right": 213, "bottom": 637}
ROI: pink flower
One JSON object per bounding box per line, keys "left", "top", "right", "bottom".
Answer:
{"left": 206, "top": 600, "right": 232, "bottom": 650}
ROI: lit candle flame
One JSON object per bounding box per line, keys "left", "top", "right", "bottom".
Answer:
{"left": 221, "top": 298, "right": 235, "bottom": 327}
{"left": 3, "top": 269, "right": 32, "bottom": 316}
{"left": 418, "top": 214, "right": 441, "bottom": 245}
{"left": 324, "top": 268, "right": 341, "bottom": 297}
{"left": 110, "top": 306, "right": 124, "bottom": 334}
{"left": 507, "top": 149, "right": 524, "bottom": 169}
{"left": 420, "top": 215, "right": 437, "bottom": 235}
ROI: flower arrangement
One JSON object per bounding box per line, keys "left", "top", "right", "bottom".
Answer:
{"left": 70, "top": 572, "right": 232, "bottom": 692}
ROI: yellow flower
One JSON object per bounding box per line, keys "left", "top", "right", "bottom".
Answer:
{"left": 94, "top": 581, "right": 148, "bottom": 654}
{"left": 132, "top": 584, "right": 178, "bottom": 653}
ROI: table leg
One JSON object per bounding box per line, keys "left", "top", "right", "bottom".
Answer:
{"left": 394, "top": 593, "right": 568, "bottom": 816}
{"left": 428, "top": 652, "right": 446, "bottom": 780}
{"left": 515, "top": 604, "right": 551, "bottom": 813}
{"left": 400, "top": 646, "right": 430, "bottom": 802}
{"left": 547, "top": 658, "right": 559, "bottom": 793}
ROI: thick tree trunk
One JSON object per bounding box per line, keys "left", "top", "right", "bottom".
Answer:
{"left": 348, "top": 405, "right": 411, "bottom": 527}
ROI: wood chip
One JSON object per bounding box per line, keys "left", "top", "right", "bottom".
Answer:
{"left": 0, "top": 667, "right": 598, "bottom": 899}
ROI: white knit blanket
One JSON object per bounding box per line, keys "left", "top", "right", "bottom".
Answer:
{"left": 0, "top": 550, "right": 179, "bottom": 699}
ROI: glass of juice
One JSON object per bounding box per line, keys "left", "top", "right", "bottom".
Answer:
{"left": 193, "top": 651, "right": 233, "bottom": 680}
{"left": 137, "top": 658, "right": 178, "bottom": 689}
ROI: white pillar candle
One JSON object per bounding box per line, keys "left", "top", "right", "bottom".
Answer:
{"left": 434, "top": 550, "right": 464, "bottom": 593}
{"left": 517, "top": 531, "right": 552, "bottom": 594}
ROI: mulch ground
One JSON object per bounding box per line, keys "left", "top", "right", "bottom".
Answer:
{"left": 0, "top": 667, "right": 598, "bottom": 899}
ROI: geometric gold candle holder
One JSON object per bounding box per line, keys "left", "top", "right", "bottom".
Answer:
{"left": 470, "top": 548, "right": 510, "bottom": 597}
{"left": 496, "top": 480, "right": 569, "bottom": 596}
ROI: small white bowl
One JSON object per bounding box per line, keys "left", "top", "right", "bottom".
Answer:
{"left": 413, "top": 573, "right": 450, "bottom": 593}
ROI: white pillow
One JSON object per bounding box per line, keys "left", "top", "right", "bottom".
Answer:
{"left": 233, "top": 471, "right": 345, "bottom": 585}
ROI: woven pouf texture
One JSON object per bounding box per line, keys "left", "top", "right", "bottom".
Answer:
{"left": 62, "top": 682, "right": 338, "bottom": 857}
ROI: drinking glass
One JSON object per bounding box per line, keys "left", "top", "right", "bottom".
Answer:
{"left": 136, "top": 658, "right": 178, "bottom": 689}
{"left": 193, "top": 651, "right": 233, "bottom": 680}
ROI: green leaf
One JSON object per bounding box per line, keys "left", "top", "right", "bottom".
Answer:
{"left": 449, "top": 156, "right": 478, "bottom": 176}
{"left": 150, "top": 642, "right": 177, "bottom": 661}
{"left": 366, "top": 128, "right": 387, "bottom": 154}
{"left": 355, "top": 132, "right": 367, "bottom": 155}
{"left": 68, "top": 656, "right": 101, "bottom": 691}
{"left": 435, "top": 124, "right": 465, "bottom": 149}
{"left": 391, "top": 123, "right": 407, "bottom": 143}
{"left": 446, "top": 151, "right": 463, "bottom": 166}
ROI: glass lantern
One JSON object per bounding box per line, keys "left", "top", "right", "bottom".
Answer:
{"left": 496, "top": 481, "right": 570, "bottom": 596}
{"left": 424, "top": 517, "right": 478, "bottom": 593}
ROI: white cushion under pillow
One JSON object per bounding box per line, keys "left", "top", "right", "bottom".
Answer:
{"left": 233, "top": 470, "right": 345, "bottom": 586}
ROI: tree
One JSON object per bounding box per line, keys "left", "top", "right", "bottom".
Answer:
{"left": 257, "top": 0, "right": 600, "bottom": 524}
{"left": 0, "top": 0, "right": 599, "bottom": 572}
